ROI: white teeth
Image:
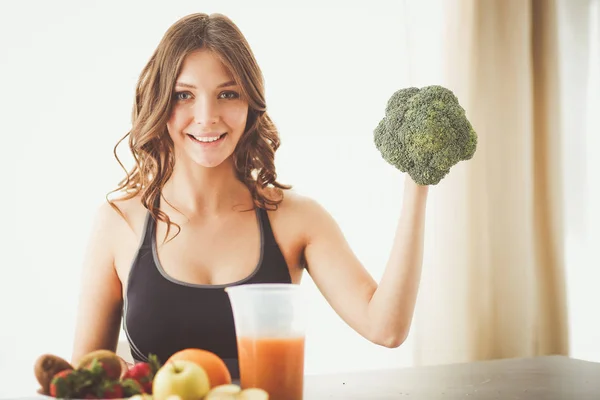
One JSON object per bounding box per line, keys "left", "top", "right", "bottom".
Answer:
{"left": 193, "top": 134, "right": 222, "bottom": 143}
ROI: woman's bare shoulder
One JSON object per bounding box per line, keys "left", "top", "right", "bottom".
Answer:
{"left": 275, "top": 189, "right": 324, "bottom": 214}
{"left": 267, "top": 189, "right": 326, "bottom": 230}
{"left": 94, "top": 194, "right": 148, "bottom": 241}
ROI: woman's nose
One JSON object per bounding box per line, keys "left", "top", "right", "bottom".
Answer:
{"left": 193, "top": 98, "right": 219, "bottom": 125}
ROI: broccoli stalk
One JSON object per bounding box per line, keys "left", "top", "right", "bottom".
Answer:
{"left": 374, "top": 85, "right": 477, "bottom": 185}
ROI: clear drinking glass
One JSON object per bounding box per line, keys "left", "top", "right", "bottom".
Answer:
{"left": 225, "top": 283, "right": 306, "bottom": 400}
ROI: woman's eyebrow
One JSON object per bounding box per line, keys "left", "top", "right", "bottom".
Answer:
{"left": 174, "top": 80, "right": 237, "bottom": 89}
{"left": 217, "top": 80, "right": 237, "bottom": 88}
{"left": 175, "top": 82, "right": 196, "bottom": 89}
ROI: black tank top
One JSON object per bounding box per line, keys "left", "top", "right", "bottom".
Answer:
{"left": 122, "top": 198, "right": 292, "bottom": 379}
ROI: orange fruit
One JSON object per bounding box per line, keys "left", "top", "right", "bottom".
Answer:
{"left": 166, "top": 348, "right": 232, "bottom": 388}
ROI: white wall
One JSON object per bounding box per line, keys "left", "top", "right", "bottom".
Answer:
{"left": 0, "top": 0, "right": 598, "bottom": 398}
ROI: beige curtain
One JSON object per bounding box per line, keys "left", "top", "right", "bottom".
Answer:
{"left": 411, "top": 0, "right": 569, "bottom": 365}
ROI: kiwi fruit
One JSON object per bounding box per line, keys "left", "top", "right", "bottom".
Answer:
{"left": 34, "top": 354, "right": 74, "bottom": 394}
{"left": 76, "top": 349, "right": 123, "bottom": 379}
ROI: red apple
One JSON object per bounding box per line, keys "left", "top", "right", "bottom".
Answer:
{"left": 152, "top": 360, "right": 210, "bottom": 400}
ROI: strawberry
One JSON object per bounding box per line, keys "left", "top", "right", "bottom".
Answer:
{"left": 98, "top": 360, "right": 121, "bottom": 380}
{"left": 142, "top": 380, "right": 152, "bottom": 394}
{"left": 123, "top": 363, "right": 151, "bottom": 392}
{"left": 121, "top": 378, "right": 144, "bottom": 397}
{"left": 100, "top": 382, "right": 123, "bottom": 399}
{"left": 122, "top": 354, "right": 161, "bottom": 394}
{"left": 50, "top": 369, "right": 76, "bottom": 398}
{"left": 49, "top": 359, "right": 120, "bottom": 399}
{"left": 124, "top": 362, "right": 151, "bottom": 380}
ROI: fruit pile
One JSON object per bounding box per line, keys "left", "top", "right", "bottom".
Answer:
{"left": 34, "top": 350, "right": 155, "bottom": 399}
{"left": 33, "top": 348, "right": 268, "bottom": 400}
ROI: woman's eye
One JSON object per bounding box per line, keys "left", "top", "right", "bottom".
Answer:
{"left": 174, "top": 92, "right": 192, "bottom": 101}
{"left": 219, "top": 91, "right": 240, "bottom": 100}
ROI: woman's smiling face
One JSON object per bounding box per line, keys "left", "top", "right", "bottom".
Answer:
{"left": 167, "top": 49, "right": 249, "bottom": 168}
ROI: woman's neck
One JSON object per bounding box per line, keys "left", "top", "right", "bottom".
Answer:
{"left": 161, "top": 157, "right": 252, "bottom": 218}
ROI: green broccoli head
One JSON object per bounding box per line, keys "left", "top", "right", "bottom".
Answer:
{"left": 374, "top": 85, "right": 477, "bottom": 185}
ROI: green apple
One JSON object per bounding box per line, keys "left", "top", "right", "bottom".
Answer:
{"left": 152, "top": 360, "right": 210, "bottom": 400}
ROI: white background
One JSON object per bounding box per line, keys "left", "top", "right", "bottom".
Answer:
{"left": 0, "top": 0, "right": 598, "bottom": 398}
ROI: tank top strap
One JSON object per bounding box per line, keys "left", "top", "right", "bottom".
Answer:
{"left": 257, "top": 207, "right": 277, "bottom": 246}
{"left": 139, "top": 194, "right": 160, "bottom": 248}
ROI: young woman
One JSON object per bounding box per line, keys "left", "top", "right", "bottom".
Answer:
{"left": 71, "top": 12, "right": 429, "bottom": 379}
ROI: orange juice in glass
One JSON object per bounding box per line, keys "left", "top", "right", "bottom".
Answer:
{"left": 225, "top": 283, "right": 306, "bottom": 400}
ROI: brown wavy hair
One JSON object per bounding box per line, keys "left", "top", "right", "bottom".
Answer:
{"left": 107, "top": 13, "right": 291, "bottom": 241}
